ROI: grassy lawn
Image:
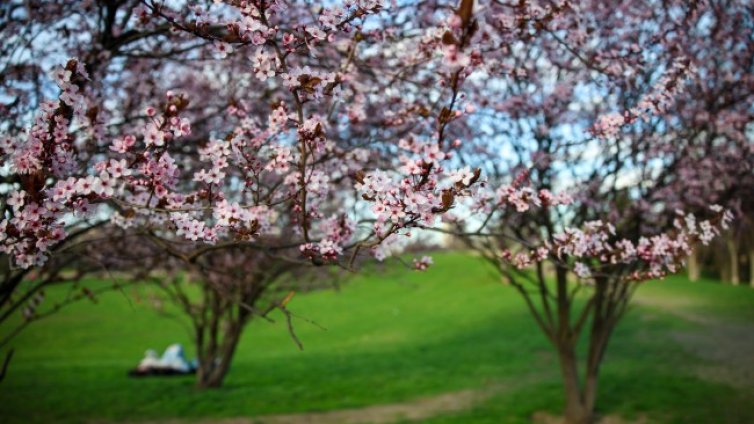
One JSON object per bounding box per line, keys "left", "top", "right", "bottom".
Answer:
{"left": 1, "top": 252, "right": 753, "bottom": 423}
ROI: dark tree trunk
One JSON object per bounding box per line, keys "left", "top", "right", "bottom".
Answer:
{"left": 749, "top": 246, "right": 754, "bottom": 287}
{"left": 162, "top": 258, "right": 286, "bottom": 390}
{"left": 580, "top": 334, "right": 606, "bottom": 424}
{"left": 687, "top": 247, "right": 700, "bottom": 282}
{"left": 195, "top": 323, "right": 243, "bottom": 389}
{"left": 553, "top": 266, "right": 594, "bottom": 424}
{"left": 555, "top": 338, "right": 606, "bottom": 424}
{"left": 193, "top": 284, "right": 250, "bottom": 390}
{"left": 550, "top": 271, "right": 624, "bottom": 424}
{"left": 558, "top": 346, "right": 592, "bottom": 424}
{"left": 727, "top": 238, "right": 740, "bottom": 285}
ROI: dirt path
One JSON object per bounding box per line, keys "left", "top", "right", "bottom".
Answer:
{"left": 247, "top": 387, "right": 493, "bottom": 424}
{"left": 633, "top": 293, "right": 754, "bottom": 388}
{"left": 532, "top": 411, "right": 647, "bottom": 424}
{"left": 109, "top": 385, "right": 500, "bottom": 424}
{"left": 632, "top": 294, "right": 712, "bottom": 324}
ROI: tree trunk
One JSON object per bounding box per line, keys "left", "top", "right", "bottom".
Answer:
{"left": 582, "top": 325, "right": 611, "bottom": 424}
{"left": 687, "top": 247, "right": 700, "bottom": 282}
{"left": 195, "top": 324, "right": 243, "bottom": 389}
{"left": 749, "top": 247, "right": 754, "bottom": 288}
{"left": 557, "top": 346, "right": 592, "bottom": 424}
{"left": 581, "top": 370, "right": 598, "bottom": 423}
{"left": 727, "top": 238, "right": 739, "bottom": 285}
{"left": 552, "top": 265, "right": 593, "bottom": 424}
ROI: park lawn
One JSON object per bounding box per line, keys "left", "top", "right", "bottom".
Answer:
{"left": 1, "top": 252, "right": 753, "bottom": 423}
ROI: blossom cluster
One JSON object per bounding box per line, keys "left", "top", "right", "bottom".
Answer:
{"left": 592, "top": 57, "right": 697, "bottom": 138}
{"left": 355, "top": 137, "right": 482, "bottom": 260}
{"left": 472, "top": 170, "right": 573, "bottom": 214}
{"left": 0, "top": 59, "right": 123, "bottom": 267}
{"left": 501, "top": 206, "right": 733, "bottom": 282}
{"left": 1, "top": 0, "right": 737, "bottom": 286}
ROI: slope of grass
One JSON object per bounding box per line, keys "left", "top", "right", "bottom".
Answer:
{"left": 1, "top": 252, "right": 753, "bottom": 423}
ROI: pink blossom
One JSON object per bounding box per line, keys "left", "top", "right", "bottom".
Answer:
{"left": 413, "top": 256, "right": 433, "bottom": 271}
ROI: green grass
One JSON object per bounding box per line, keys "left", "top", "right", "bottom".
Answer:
{"left": 1, "top": 252, "right": 753, "bottom": 423}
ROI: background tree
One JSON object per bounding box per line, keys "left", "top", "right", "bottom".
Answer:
{"left": 92, "top": 224, "right": 342, "bottom": 389}
{"left": 430, "top": 1, "right": 752, "bottom": 423}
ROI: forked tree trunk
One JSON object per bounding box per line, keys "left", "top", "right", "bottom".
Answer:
{"left": 727, "top": 238, "right": 740, "bottom": 285}
{"left": 582, "top": 369, "right": 599, "bottom": 422}
{"left": 174, "top": 262, "right": 281, "bottom": 390}
{"left": 558, "top": 347, "right": 592, "bottom": 424}
{"left": 555, "top": 344, "right": 605, "bottom": 424}
{"left": 581, "top": 324, "right": 610, "bottom": 424}
{"left": 551, "top": 272, "right": 619, "bottom": 424}
{"left": 195, "top": 324, "right": 244, "bottom": 389}
{"left": 192, "top": 288, "right": 249, "bottom": 389}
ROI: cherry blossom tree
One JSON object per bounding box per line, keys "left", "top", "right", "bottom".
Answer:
{"left": 89, "top": 230, "right": 325, "bottom": 388}
{"left": 0, "top": 0, "right": 483, "bottom": 381}
{"left": 433, "top": 1, "right": 750, "bottom": 422}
